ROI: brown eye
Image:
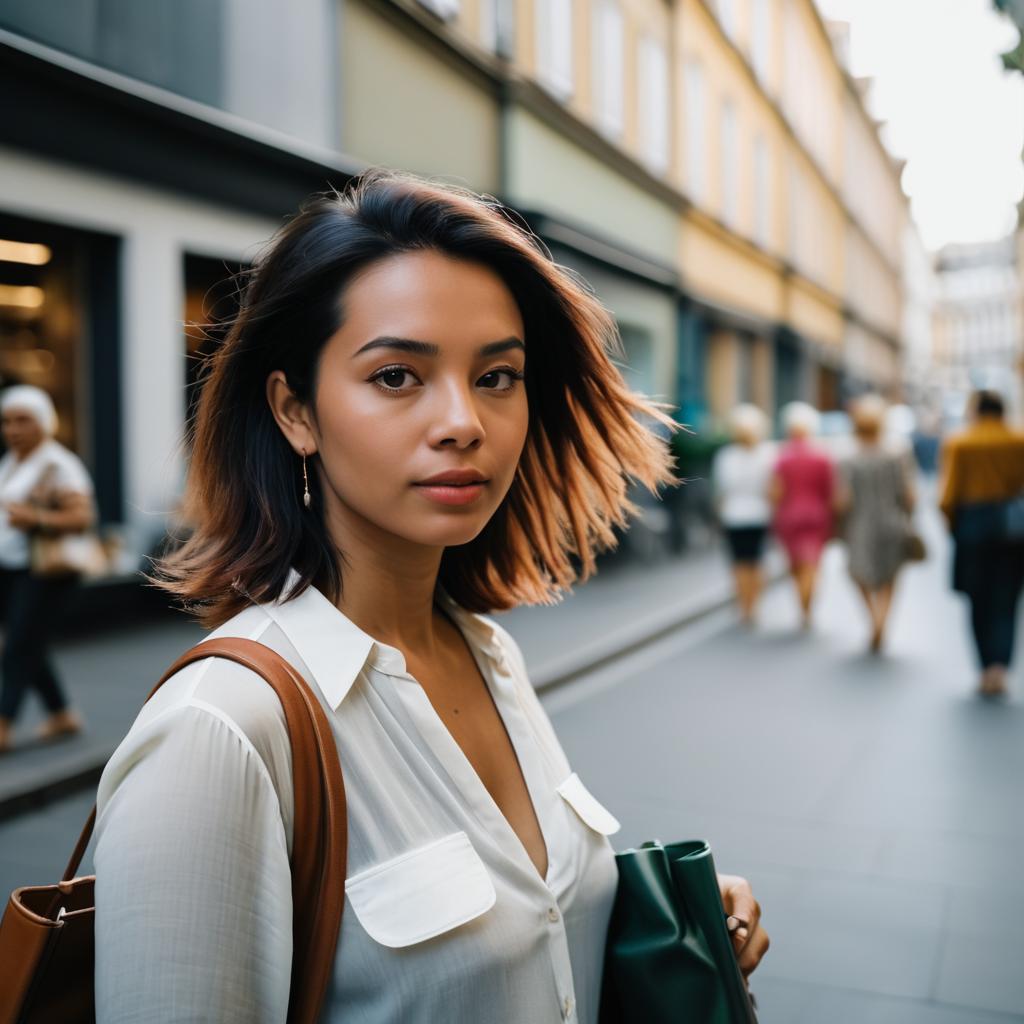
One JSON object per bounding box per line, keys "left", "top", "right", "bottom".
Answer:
{"left": 478, "top": 368, "right": 523, "bottom": 391}
{"left": 370, "top": 366, "right": 420, "bottom": 392}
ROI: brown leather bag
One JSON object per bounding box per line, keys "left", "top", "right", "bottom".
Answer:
{"left": 0, "top": 638, "right": 348, "bottom": 1024}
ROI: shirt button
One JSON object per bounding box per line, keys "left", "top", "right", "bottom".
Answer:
{"left": 562, "top": 995, "right": 574, "bottom": 1019}
{"left": 547, "top": 906, "right": 560, "bottom": 924}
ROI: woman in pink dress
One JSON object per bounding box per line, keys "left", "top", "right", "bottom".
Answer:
{"left": 772, "top": 402, "right": 835, "bottom": 627}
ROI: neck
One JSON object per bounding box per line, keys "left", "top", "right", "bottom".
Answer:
{"left": 324, "top": 500, "right": 445, "bottom": 657}
{"left": 13, "top": 438, "right": 47, "bottom": 462}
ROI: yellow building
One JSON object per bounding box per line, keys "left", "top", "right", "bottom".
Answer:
{"left": 337, "top": 0, "right": 907, "bottom": 428}
{"left": 674, "top": 1, "right": 907, "bottom": 423}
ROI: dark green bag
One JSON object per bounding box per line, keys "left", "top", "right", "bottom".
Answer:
{"left": 600, "top": 840, "right": 758, "bottom": 1024}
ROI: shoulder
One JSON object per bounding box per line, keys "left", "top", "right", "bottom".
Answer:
{"left": 44, "top": 441, "right": 94, "bottom": 493}
{"left": 98, "top": 604, "right": 297, "bottom": 833}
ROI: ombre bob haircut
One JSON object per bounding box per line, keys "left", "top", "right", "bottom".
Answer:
{"left": 155, "top": 171, "right": 676, "bottom": 627}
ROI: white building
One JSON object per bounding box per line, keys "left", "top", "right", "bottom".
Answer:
{"left": 933, "top": 236, "right": 1024, "bottom": 417}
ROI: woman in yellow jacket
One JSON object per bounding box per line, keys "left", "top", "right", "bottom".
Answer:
{"left": 939, "top": 391, "right": 1024, "bottom": 697}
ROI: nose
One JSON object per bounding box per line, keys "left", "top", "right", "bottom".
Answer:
{"left": 427, "top": 379, "right": 485, "bottom": 451}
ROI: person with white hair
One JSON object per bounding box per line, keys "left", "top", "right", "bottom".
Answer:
{"left": 712, "top": 404, "right": 775, "bottom": 624}
{"left": 771, "top": 401, "right": 836, "bottom": 628}
{"left": 837, "top": 395, "right": 918, "bottom": 653}
{"left": 0, "top": 385, "right": 96, "bottom": 752}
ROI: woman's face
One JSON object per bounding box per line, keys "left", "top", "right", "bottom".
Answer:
{"left": 1, "top": 408, "right": 46, "bottom": 457}
{"left": 306, "top": 249, "right": 529, "bottom": 551}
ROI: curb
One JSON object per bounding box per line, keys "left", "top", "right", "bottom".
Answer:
{"left": 0, "top": 571, "right": 784, "bottom": 823}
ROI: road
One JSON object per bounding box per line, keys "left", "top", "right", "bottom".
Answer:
{"left": 2, "top": 506, "right": 1022, "bottom": 1022}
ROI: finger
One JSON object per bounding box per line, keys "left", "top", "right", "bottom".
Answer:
{"left": 738, "top": 926, "right": 770, "bottom": 977}
{"left": 726, "top": 915, "right": 750, "bottom": 952}
{"left": 719, "top": 875, "right": 757, "bottom": 919}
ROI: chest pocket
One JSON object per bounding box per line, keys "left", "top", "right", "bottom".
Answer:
{"left": 345, "top": 831, "right": 496, "bottom": 948}
{"left": 557, "top": 773, "right": 621, "bottom": 836}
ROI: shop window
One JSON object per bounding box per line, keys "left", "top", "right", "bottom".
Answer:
{"left": 0, "top": 212, "right": 121, "bottom": 526}
{"left": 184, "top": 254, "right": 244, "bottom": 436}
{"left": 618, "top": 323, "right": 657, "bottom": 397}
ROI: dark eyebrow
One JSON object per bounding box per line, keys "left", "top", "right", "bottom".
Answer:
{"left": 354, "top": 336, "right": 440, "bottom": 357}
{"left": 353, "top": 336, "right": 525, "bottom": 358}
{"left": 479, "top": 337, "right": 525, "bottom": 357}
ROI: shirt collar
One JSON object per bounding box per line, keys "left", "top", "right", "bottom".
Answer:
{"left": 258, "top": 568, "right": 385, "bottom": 710}
{"left": 258, "top": 569, "right": 505, "bottom": 710}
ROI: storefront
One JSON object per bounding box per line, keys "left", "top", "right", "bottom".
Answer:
{"left": 1, "top": 33, "right": 355, "bottom": 579}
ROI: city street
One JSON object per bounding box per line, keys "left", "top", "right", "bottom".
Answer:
{"left": 2, "top": 506, "right": 1023, "bottom": 1022}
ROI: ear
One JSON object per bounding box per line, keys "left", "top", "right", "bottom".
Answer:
{"left": 266, "top": 370, "right": 318, "bottom": 456}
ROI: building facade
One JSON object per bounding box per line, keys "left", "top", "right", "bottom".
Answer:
{"left": 933, "top": 236, "right": 1023, "bottom": 416}
{"left": 0, "top": 0, "right": 912, "bottom": 576}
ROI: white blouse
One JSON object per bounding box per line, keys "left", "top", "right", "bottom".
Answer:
{"left": 712, "top": 442, "right": 776, "bottom": 528}
{"left": 94, "top": 569, "right": 621, "bottom": 1023}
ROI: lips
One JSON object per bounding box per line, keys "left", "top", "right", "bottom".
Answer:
{"left": 414, "top": 470, "right": 488, "bottom": 487}
{"left": 412, "top": 470, "right": 489, "bottom": 507}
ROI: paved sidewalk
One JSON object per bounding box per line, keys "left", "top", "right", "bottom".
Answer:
{"left": 0, "top": 539, "right": 779, "bottom": 818}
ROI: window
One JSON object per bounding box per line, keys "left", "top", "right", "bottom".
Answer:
{"left": 716, "top": 0, "right": 738, "bottom": 42}
{"left": 787, "top": 157, "right": 801, "bottom": 265}
{"left": 753, "top": 133, "right": 770, "bottom": 247}
{"left": 751, "top": 0, "right": 771, "bottom": 81}
{"left": 684, "top": 60, "right": 705, "bottom": 201}
{"left": 536, "top": 0, "right": 574, "bottom": 99}
{"left": 480, "top": 0, "right": 498, "bottom": 51}
{"left": 592, "top": 0, "right": 624, "bottom": 137}
{"left": 416, "top": 0, "right": 460, "bottom": 20}
{"left": 638, "top": 36, "right": 670, "bottom": 173}
{"left": 619, "top": 323, "right": 657, "bottom": 397}
{"left": 720, "top": 99, "right": 738, "bottom": 228}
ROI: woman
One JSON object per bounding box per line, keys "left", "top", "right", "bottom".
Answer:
{"left": 94, "top": 173, "right": 769, "bottom": 1022}
{"left": 838, "top": 395, "right": 916, "bottom": 653}
{"left": 0, "top": 385, "right": 93, "bottom": 752}
{"left": 712, "top": 404, "right": 774, "bottom": 625}
{"left": 772, "top": 401, "right": 834, "bottom": 628}
{"left": 940, "top": 390, "right": 1024, "bottom": 697}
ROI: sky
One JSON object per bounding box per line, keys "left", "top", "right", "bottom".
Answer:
{"left": 814, "top": 0, "right": 1024, "bottom": 251}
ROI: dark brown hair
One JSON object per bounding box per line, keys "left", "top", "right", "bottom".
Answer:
{"left": 154, "top": 171, "right": 676, "bottom": 626}
{"left": 974, "top": 389, "right": 1005, "bottom": 418}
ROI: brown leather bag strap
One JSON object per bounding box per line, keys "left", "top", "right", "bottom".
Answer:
{"left": 61, "top": 637, "right": 347, "bottom": 1024}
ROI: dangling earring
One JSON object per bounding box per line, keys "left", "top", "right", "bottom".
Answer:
{"left": 301, "top": 449, "right": 312, "bottom": 509}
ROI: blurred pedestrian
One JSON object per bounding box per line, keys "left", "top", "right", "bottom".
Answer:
{"left": 0, "top": 385, "right": 95, "bottom": 752}
{"left": 939, "top": 390, "right": 1024, "bottom": 697}
{"left": 712, "top": 404, "right": 774, "bottom": 625}
{"left": 772, "top": 401, "right": 835, "bottom": 628}
{"left": 837, "top": 395, "right": 917, "bottom": 653}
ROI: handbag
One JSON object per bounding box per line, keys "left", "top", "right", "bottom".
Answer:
{"left": 0, "top": 638, "right": 348, "bottom": 1024}
{"left": 28, "top": 464, "right": 107, "bottom": 578}
{"left": 904, "top": 529, "right": 927, "bottom": 563}
{"left": 30, "top": 532, "right": 107, "bottom": 578}
{"left": 600, "top": 839, "right": 758, "bottom": 1024}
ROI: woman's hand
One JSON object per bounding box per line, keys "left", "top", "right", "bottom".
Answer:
{"left": 718, "top": 873, "right": 769, "bottom": 978}
{"left": 5, "top": 502, "right": 41, "bottom": 531}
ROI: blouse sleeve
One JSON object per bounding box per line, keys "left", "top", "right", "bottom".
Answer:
{"left": 94, "top": 704, "right": 293, "bottom": 1023}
